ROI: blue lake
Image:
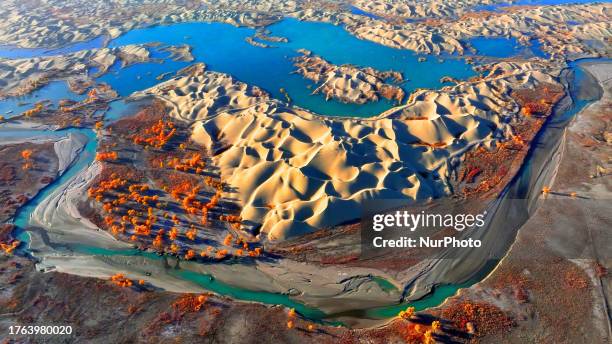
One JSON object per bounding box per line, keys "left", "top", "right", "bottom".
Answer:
{"left": 468, "top": 36, "right": 548, "bottom": 58}
{"left": 101, "top": 19, "right": 477, "bottom": 117}
{"left": 1, "top": 18, "right": 554, "bottom": 118}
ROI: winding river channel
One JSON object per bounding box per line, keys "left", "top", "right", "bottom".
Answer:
{"left": 0, "top": 15, "right": 606, "bottom": 325}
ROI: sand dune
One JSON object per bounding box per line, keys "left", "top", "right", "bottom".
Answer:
{"left": 349, "top": 23, "right": 466, "bottom": 55}
{"left": 134, "top": 60, "right": 557, "bottom": 241}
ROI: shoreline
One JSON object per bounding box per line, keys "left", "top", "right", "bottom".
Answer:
{"left": 422, "top": 59, "right": 611, "bottom": 343}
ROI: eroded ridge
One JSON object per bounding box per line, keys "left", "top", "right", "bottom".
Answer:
{"left": 292, "top": 49, "right": 405, "bottom": 105}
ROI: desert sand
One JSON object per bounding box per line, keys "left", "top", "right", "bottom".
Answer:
{"left": 133, "top": 60, "right": 559, "bottom": 241}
